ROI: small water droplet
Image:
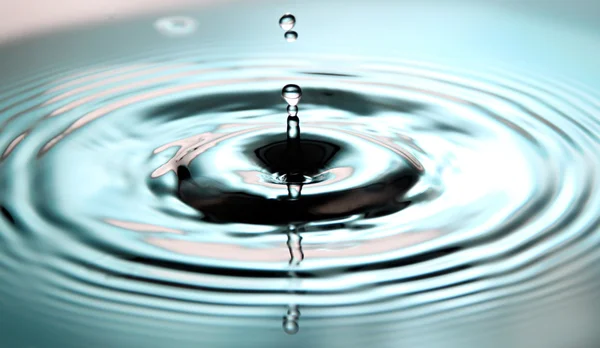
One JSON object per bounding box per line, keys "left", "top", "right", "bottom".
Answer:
{"left": 284, "top": 31, "right": 298, "bottom": 42}
{"left": 279, "top": 13, "right": 296, "bottom": 31}
{"left": 282, "top": 84, "right": 302, "bottom": 106}
{"left": 287, "top": 105, "right": 298, "bottom": 117}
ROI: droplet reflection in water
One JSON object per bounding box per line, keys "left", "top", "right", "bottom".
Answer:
{"left": 282, "top": 84, "right": 302, "bottom": 106}
{"left": 286, "top": 226, "right": 304, "bottom": 266}
{"left": 279, "top": 13, "right": 296, "bottom": 31}
{"left": 283, "top": 316, "right": 300, "bottom": 335}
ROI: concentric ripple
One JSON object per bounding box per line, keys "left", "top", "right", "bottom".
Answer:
{"left": 1, "top": 50, "right": 600, "bottom": 347}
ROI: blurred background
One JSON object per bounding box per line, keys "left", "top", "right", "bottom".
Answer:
{"left": 0, "top": 0, "right": 201, "bottom": 43}
{"left": 1, "top": 0, "right": 599, "bottom": 44}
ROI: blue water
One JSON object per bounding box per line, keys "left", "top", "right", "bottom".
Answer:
{"left": 1, "top": 1, "right": 600, "bottom": 347}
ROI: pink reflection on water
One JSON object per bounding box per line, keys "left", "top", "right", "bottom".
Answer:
{"left": 146, "top": 237, "right": 290, "bottom": 262}
{"left": 1, "top": 132, "right": 26, "bottom": 159}
{"left": 145, "top": 229, "right": 441, "bottom": 262}
{"left": 47, "top": 67, "right": 228, "bottom": 118}
{"left": 105, "top": 219, "right": 184, "bottom": 234}
{"left": 39, "top": 77, "right": 263, "bottom": 155}
{"left": 302, "top": 230, "right": 441, "bottom": 259}
{"left": 44, "top": 64, "right": 189, "bottom": 106}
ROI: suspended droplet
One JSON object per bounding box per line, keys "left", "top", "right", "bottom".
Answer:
{"left": 284, "top": 31, "right": 298, "bottom": 42}
{"left": 282, "top": 84, "right": 302, "bottom": 106}
{"left": 287, "top": 105, "right": 298, "bottom": 117}
{"left": 279, "top": 13, "right": 296, "bottom": 31}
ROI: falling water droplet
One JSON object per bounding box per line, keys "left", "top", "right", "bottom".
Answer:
{"left": 284, "top": 31, "right": 298, "bottom": 42}
{"left": 287, "top": 105, "right": 298, "bottom": 117}
{"left": 282, "top": 84, "right": 302, "bottom": 106}
{"left": 279, "top": 13, "right": 296, "bottom": 31}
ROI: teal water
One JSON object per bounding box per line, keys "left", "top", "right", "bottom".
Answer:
{"left": 1, "top": 1, "right": 600, "bottom": 347}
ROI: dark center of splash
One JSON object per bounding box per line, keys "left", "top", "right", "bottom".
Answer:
{"left": 251, "top": 134, "right": 340, "bottom": 183}
{"left": 175, "top": 131, "right": 421, "bottom": 225}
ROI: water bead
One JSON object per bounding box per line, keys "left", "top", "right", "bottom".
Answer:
{"left": 279, "top": 13, "right": 296, "bottom": 31}
{"left": 282, "top": 84, "right": 302, "bottom": 106}
{"left": 284, "top": 31, "right": 298, "bottom": 42}
{"left": 287, "top": 105, "right": 298, "bottom": 116}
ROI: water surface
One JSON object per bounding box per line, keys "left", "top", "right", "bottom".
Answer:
{"left": 1, "top": 1, "right": 600, "bottom": 347}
